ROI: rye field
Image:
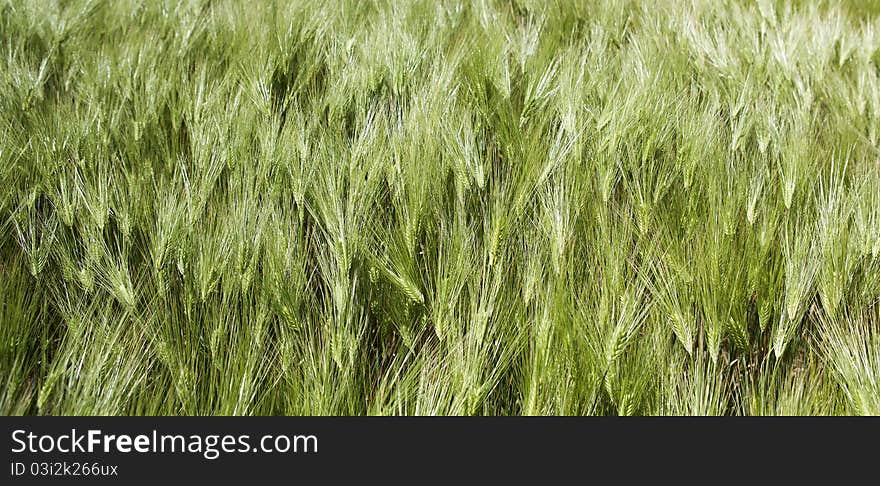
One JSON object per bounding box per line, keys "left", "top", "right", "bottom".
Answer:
{"left": 2, "top": 0, "right": 880, "bottom": 415}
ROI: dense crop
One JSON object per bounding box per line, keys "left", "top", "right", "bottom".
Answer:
{"left": 2, "top": 0, "right": 879, "bottom": 415}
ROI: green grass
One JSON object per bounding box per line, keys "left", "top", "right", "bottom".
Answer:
{"left": 2, "top": 0, "right": 879, "bottom": 416}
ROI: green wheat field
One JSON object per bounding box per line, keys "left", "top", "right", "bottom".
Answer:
{"left": 2, "top": 0, "right": 880, "bottom": 416}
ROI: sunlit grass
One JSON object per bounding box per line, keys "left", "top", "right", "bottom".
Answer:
{"left": 1, "top": 0, "right": 879, "bottom": 415}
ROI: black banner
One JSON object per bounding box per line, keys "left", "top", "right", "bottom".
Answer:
{"left": 2, "top": 417, "right": 876, "bottom": 484}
